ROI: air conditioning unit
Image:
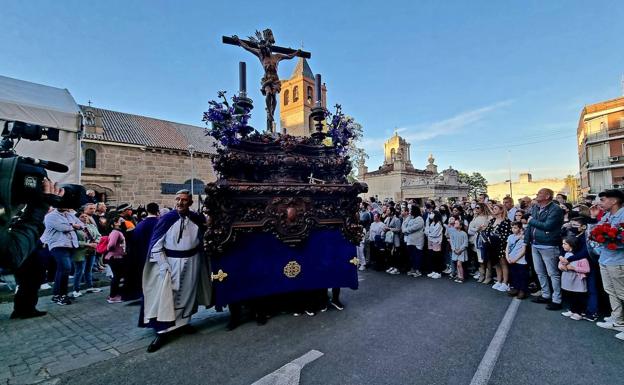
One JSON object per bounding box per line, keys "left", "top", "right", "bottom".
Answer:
{"left": 610, "top": 156, "right": 620, "bottom": 162}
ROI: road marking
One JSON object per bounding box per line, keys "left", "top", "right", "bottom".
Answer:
{"left": 469, "top": 299, "right": 521, "bottom": 385}
{"left": 251, "top": 350, "right": 324, "bottom": 385}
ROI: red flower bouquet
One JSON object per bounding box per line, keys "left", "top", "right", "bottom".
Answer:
{"left": 590, "top": 223, "right": 624, "bottom": 250}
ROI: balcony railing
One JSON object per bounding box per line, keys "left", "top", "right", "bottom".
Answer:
{"left": 584, "top": 127, "right": 624, "bottom": 144}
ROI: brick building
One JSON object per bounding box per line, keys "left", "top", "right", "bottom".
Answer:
{"left": 80, "top": 105, "right": 217, "bottom": 207}
{"left": 577, "top": 96, "right": 624, "bottom": 194}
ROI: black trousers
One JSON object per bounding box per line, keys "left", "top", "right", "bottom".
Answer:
{"left": 14, "top": 248, "right": 46, "bottom": 314}
{"left": 563, "top": 289, "right": 587, "bottom": 314}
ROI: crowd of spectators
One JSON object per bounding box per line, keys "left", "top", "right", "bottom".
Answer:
{"left": 357, "top": 189, "right": 624, "bottom": 342}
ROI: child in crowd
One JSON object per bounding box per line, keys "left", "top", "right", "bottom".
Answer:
{"left": 506, "top": 221, "right": 528, "bottom": 299}
{"left": 558, "top": 236, "right": 590, "bottom": 320}
{"left": 449, "top": 218, "right": 468, "bottom": 283}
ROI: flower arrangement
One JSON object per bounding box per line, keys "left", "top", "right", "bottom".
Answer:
{"left": 326, "top": 104, "right": 359, "bottom": 155}
{"left": 589, "top": 222, "right": 624, "bottom": 250}
{"left": 203, "top": 91, "right": 252, "bottom": 146}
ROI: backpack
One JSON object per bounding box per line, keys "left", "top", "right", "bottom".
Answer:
{"left": 95, "top": 235, "right": 109, "bottom": 254}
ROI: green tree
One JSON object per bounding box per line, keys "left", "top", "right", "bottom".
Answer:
{"left": 459, "top": 172, "right": 488, "bottom": 199}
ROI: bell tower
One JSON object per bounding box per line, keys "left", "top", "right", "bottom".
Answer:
{"left": 279, "top": 57, "right": 327, "bottom": 136}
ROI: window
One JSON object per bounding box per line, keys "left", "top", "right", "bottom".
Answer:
{"left": 85, "top": 149, "right": 96, "bottom": 168}
{"left": 293, "top": 86, "right": 299, "bottom": 102}
{"left": 283, "top": 89, "right": 289, "bottom": 106}
{"left": 620, "top": 117, "right": 624, "bottom": 129}
{"left": 307, "top": 86, "right": 313, "bottom": 103}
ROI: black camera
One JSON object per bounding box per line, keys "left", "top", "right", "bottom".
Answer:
{"left": 1, "top": 120, "right": 84, "bottom": 209}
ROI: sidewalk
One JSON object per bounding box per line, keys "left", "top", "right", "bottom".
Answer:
{"left": 0, "top": 288, "right": 221, "bottom": 385}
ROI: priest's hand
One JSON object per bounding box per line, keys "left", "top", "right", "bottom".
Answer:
{"left": 159, "top": 261, "right": 171, "bottom": 280}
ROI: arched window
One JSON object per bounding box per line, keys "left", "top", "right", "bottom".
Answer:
{"left": 390, "top": 148, "right": 396, "bottom": 162}
{"left": 307, "top": 86, "right": 313, "bottom": 104}
{"left": 284, "top": 89, "right": 290, "bottom": 106}
{"left": 293, "top": 86, "right": 299, "bottom": 102}
{"left": 85, "top": 149, "right": 97, "bottom": 168}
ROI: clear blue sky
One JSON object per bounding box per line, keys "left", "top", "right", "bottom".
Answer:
{"left": 2, "top": 0, "right": 623, "bottom": 183}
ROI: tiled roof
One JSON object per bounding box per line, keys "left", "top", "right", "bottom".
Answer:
{"left": 80, "top": 105, "right": 217, "bottom": 155}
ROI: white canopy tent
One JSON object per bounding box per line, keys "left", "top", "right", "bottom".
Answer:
{"left": 0, "top": 75, "right": 82, "bottom": 184}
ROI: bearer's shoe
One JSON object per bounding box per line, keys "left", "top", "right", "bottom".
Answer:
{"left": 330, "top": 300, "right": 345, "bottom": 311}
{"left": 531, "top": 296, "right": 550, "bottom": 304}
{"left": 146, "top": 334, "right": 168, "bottom": 353}
{"left": 597, "top": 321, "right": 624, "bottom": 331}
{"left": 71, "top": 291, "right": 82, "bottom": 298}
{"left": 10, "top": 310, "right": 47, "bottom": 320}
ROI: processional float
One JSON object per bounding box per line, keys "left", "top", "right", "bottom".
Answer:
{"left": 203, "top": 29, "right": 367, "bottom": 307}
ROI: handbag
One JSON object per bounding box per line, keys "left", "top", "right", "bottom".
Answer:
{"left": 385, "top": 230, "right": 394, "bottom": 244}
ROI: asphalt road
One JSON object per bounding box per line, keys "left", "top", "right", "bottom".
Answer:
{"left": 55, "top": 270, "right": 624, "bottom": 385}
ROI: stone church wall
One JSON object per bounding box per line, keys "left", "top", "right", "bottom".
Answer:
{"left": 81, "top": 141, "right": 216, "bottom": 207}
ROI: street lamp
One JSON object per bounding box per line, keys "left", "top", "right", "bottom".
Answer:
{"left": 188, "top": 144, "right": 195, "bottom": 201}
{"left": 505, "top": 179, "right": 513, "bottom": 199}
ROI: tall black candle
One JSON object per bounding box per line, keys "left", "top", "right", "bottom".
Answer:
{"left": 239, "top": 62, "right": 247, "bottom": 94}
{"left": 315, "top": 74, "right": 322, "bottom": 104}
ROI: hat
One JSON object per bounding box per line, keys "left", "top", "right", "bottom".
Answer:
{"left": 116, "top": 203, "right": 133, "bottom": 212}
{"left": 598, "top": 189, "right": 624, "bottom": 201}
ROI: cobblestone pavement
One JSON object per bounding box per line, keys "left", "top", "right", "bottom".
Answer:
{"left": 0, "top": 288, "right": 220, "bottom": 385}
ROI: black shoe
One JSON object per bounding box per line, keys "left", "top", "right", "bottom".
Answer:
{"left": 59, "top": 295, "right": 73, "bottom": 305}
{"left": 330, "top": 300, "right": 345, "bottom": 311}
{"left": 582, "top": 313, "right": 599, "bottom": 322}
{"left": 546, "top": 302, "right": 563, "bottom": 311}
{"left": 226, "top": 320, "right": 240, "bottom": 331}
{"left": 146, "top": 334, "right": 168, "bottom": 353}
{"left": 531, "top": 296, "right": 550, "bottom": 304}
{"left": 10, "top": 310, "right": 47, "bottom": 319}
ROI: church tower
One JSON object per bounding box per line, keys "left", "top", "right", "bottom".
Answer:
{"left": 279, "top": 57, "right": 327, "bottom": 136}
{"left": 383, "top": 132, "right": 414, "bottom": 170}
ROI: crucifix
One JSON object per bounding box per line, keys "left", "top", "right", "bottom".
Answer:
{"left": 223, "top": 29, "right": 311, "bottom": 133}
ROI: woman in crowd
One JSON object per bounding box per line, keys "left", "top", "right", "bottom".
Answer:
{"left": 384, "top": 207, "right": 402, "bottom": 275}
{"left": 402, "top": 205, "right": 425, "bottom": 277}
{"left": 105, "top": 216, "right": 126, "bottom": 304}
{"left": 72, "top": 212, "right": 101, "bottom": 298}
{"left": 468, "top": 203, "right": 491, "bottom": 282}
{"left": 484, "top": 203, "right": 513, "bottom": 292}
{"left": 425, "top": 211, "right": 444, "bottom": 279}
{"left": 369, "top": 212, "right": 386, "bottom": 271}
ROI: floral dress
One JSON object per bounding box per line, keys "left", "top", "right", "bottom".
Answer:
{"left": 484, "top": 218, "right": 512, "bottom": 259}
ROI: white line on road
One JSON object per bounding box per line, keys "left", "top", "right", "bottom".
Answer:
{"left": 251, "top": 350, "right": 324, "bottom": 385}
{"left": 469, "top": 299, "right": 521, "bottom": 385}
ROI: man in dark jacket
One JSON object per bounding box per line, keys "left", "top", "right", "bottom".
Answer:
{"left": 524, "top": 188, "right": 565, "bottom": 310}
{"left": 0, "top": 157, "right": 63, "bottom": 272}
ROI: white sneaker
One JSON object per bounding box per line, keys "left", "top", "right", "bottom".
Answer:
{"left": 86, "top": 287, "right": 102, "bottom": 293}
{"left": 358, "top": 265, "right": 366, "bottom": 271}
{"left": 497, "top": 283, "right": 509, "bottom": 292}
{"left": 71, "top": 291, "right": 83, "bottom": 298}
{"left": 389, "top": 268, "right": 400, "bottom": 275}
{"left": 615, "top": 332, "right": 624, "bottom": 341}
{"left": 570, "top": 313, "right": 583, "bottom": 321}
{"left": 561, "top": 311, "right": 573, "bottom": 317}
{"left": 492, "top": 282, "right": 502, "bottom": 290}
{"left": 412, "top": 271, "right": 422, "bottom": 278}
{"left": 603, "top": 315, "right": 616, "bottom": 323}
{"left": 431, "top": 273, "right": 442, "bottom": 279}
{"left": 40, "top": 283, "right": 52, "bottom": 290}
{"left": 530, "top": 290, "right": 543, "bottom": 297}
{"left": 442, "top": 267, "right": 452, "bottom": 275}
{"left": 385, "top": 267, "right": 393, "bottom": 273}
{"left": 472, "top": 273, "right": 480, "bottom": 280}
{"left": 427, "top": 272, "right": 435, "bottom": 278}
{"left": 406, "top": 270, "right": 415, "bottom": 276}
{"left": 597, "top": 321, "right": 624, "bottom": 331}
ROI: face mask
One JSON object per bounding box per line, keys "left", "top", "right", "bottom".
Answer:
{"left": 470, "top": 203, "right": 476, "bottom": 209}
{"left": 428, "top": 214, "right": 434, "bottom": 220}
{"left": 522, "top": 224, "right": 528, "bottom": 229}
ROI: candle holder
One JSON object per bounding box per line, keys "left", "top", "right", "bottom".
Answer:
{"left": 310, "top": 105, "right": 327, "bottom": 144}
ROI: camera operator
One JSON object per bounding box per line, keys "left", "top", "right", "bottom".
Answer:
{"left": 1, "top": 172, "right": 65, "bottom": 319}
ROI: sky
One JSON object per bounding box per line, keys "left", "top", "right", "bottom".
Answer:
{"left": 2, "top": 0, "right": 623, "bottom": 184}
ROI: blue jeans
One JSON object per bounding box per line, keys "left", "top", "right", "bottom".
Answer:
{"left": 51, "top": 247, "right": 73, "bottom": 296}
{"left": 407, "top": 245, "right": 423, "bottom": 271}
{"left": 73, "top": 260, "right": 85, "bottom": 292}
{"left": 531, "top": 245, "right": 562, "bottom": 304}
{"left": 84, "top": 253, "right": 95, "bottom": 288}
